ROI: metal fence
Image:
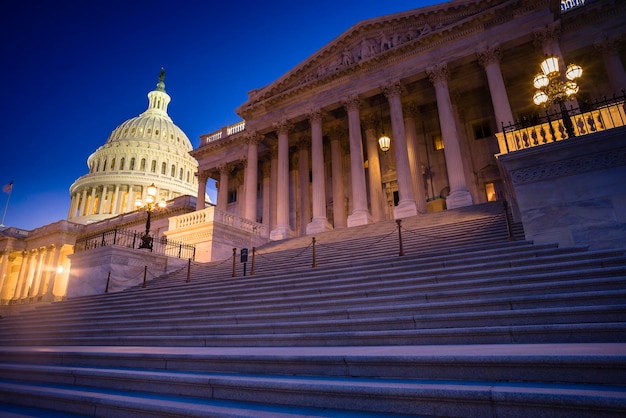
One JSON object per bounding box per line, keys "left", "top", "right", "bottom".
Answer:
{"left": 74, "top": 227, "right": 195, "bottom": 260}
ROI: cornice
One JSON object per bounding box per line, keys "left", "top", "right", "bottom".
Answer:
{"left": 237, "top": 0, "right": 527, "bottom": 117}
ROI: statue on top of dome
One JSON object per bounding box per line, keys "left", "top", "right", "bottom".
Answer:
{"left": 156, "top": 67, "right": 166, "bottom": 92}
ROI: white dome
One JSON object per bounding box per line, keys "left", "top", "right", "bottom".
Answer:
{"left": 68, "top": 69, "right": 207, "bottom": 225}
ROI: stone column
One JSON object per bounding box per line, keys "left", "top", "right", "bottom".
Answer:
{"left": 12, "top": 252, "right": 30, "bottom": 302}
{"left": 43, "top": 245, "right": 62, "bottom": 301}
{"left": 262, "top": 161, "right": 271, "bottom": 227}
{"left": 79, "top": 189, "right": 88, "bottom": 217}
{"left": 270, "top": 121, "right": 295, "bottom": 240}
{"left": 87, "top": 187, "right": 98, "bottom": 215}
{"left": 244, "top": 133, "right": 261, "bottom": 221}
{"left": 67, "top": 194, "right": 77, "bottom": 219}
{"left": 30, "top": 248, "right": 46, "bottom": 300}
{"left": 595, "top": 37, "right": 626, "bottom": 94}
{"left": 196, "top": 171, "right": 209, "bottom": 211}
{"left": 297, "top": 137, "right": 311, "bottom": 235}
{"left": 477, "top": 45, "right": 514, "bottom": 131}
{"left": 217, "top": 164, "right": 232, "bottom": 212}
{"left": 427, "top": 63, "right": 474, "bottom": 209}
{"left": 0, "top": 251, "right": 9, "bottom": 297}
{"left": 329, "top": 130, "right": 347, "bottom": 229}
{"left": 344, "top": 96, "right": 372, "bottom": 227}
{"left": 307, "top": 110, "right": 333, "bottom": 234}
{"left": 362, "top": 114, "right": 386, "bottom": 222}
{"left": 269, "top": 144, "right": 278, "bottom": 230}
{"left": 98, "top": 185, "right": 108, "bottom": 214}
{"left": 125, "top": 185, "right": 136, "bottom": 213}
{"left": 384, "top": 81, "right": 418, "bottom": 218}
{"left": 111, "top": 184, "right": 121, "bottom": 215}
{"left": 403, "top": 104, "right": 427, "bottom": 213}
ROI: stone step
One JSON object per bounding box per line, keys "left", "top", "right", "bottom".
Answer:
{"left": 9, "top": 242, "right": 623, "bottom": 320}
{"left": 1, "top": 261, "right": 623, "bottom": 340}
{"left": 0, "top": 344, "right": 624, "bottom": 417}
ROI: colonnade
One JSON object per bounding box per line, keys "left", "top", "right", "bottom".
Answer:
{"left": 0, "top": 244, "right": 72, "bottom": 305}
{"left": 68, "top": 184, "right": 177, "bottom": 221}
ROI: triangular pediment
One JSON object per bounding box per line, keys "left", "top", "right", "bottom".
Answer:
{"left": 238, "top": 0, "right": 522, "bottom": 116}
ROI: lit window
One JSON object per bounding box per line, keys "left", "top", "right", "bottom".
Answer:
{"left": 485, "top": 182, "right": 497, "bottom": 202}
{"left": 432, "top": 135, "right": 444, "bottom": 151}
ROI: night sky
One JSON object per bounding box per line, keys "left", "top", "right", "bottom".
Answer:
{"left": 0, "top": 0, "right": 443, "bottom": 230}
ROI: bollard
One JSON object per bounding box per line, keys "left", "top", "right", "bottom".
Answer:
{"left": 105, "top": 271, "right": 111, "bottom": 293}
{"left": 186, "top": 258, "right": 191, "bottom": 283}
{"left": 396, "top": 219, "right": 405, "bottom": 256}
{"left": 232, "top": 248, "right": 237, "bottom": 277}
{"left": 312, "top": 237, "right": 317, "bottom": 268}
{"left": 142, "top": 265, "right": 148, "bottom": 288}
{"left": 251, "top": 247, "right": 256, "bottom": 276}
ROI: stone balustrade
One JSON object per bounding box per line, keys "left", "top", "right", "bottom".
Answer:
{"left": 169, "top": 206, "right": 267, "bottom": 237}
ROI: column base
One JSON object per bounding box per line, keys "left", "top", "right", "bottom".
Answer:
{"left": 445, "top": 189, "right": 474, "bottom": 210}
{"left": 393, "top": 200, "right": 418, "bottom": 219}
{"left": 306, "top": 218, "right": 333, "bottom": 235}
{"left": 270, "top": 224, "right": 295, "bottom": 241}
{"left": 347, "top": 210, "right": 373, "bottom": 228}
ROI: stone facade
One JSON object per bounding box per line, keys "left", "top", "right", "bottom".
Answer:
{"left": 180, "top": 0, "right": 626, "bottom": 257}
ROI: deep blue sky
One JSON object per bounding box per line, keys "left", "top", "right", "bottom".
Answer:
{"left": 0, "top": 0, "right": 443, "bottom": 230}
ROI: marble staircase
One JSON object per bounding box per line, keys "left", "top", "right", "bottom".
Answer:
{"left": 0, "top": 202, "right": 624, "bottom": 417}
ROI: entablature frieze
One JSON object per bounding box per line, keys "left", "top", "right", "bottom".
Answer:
{"left": 237, "top": 0, "right": 546, "bottom": 119}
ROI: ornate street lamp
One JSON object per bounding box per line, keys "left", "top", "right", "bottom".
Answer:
{"left": 532, "top": 55, "right": 583, "bottom": 138}
{"left": 134, "top": 183, "right": 166, "bottom": 250}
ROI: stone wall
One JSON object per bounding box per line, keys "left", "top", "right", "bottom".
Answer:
{"left": 497, "top": 127, "right": 626, "bottom": 249}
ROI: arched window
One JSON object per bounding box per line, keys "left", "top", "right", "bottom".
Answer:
{"left": 96, "top": 160, "right": 100, "bottom": 172}
{"left": 171, "top": 164, "right": 176, "bottom": 177}
{"left": 186, "top": 171, "right": 190, "bottom": 183}
{"left": 130, "top": 158, "right": 136, "bottom": 170}
{"left": 102, "top": 159, "right": 107, "bottom": 172}
{"left": 151, "top": 160, "right": 157, "bottom": 173}
{"left": 179, "top": 168, "right": 183, "bottom": 180}
{"left": 161, "top": 162, "right": 167, "bottom": 175}
{"left": 110, "top": 158, "right": 115, "bottom": 170}
{"left": 140, "top": 158, "right": 146, "bottom": 171}
{"left": 119, "top": 157, "right": 125, "bottom": 170}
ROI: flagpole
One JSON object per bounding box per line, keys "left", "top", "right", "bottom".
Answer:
{"left": 1, "top": 181, "right": 13, "bottom": 227}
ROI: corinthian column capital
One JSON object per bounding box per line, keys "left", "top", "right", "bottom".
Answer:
{"left": 307, "top": 109, "right": 324, "bottom": 123}
{"left": 273, "top": 120, "right": 293, "bottom": 135}
{"left": 382, "top": 80, "right": 404, "bottom": 99}
{"left": 427, "top": 63, "right": 449, "bottom": 85}
{"left": 476, "top": 45, "right": 501, "bottom": 68}
{"left": 343, "top": 95, "right": 361, "bottom": 112}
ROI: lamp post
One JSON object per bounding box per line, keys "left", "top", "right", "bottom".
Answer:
{"left": 532, "top": 55, "right": 583, "bottom": 138}
{"left": 135, "top": 183, "right": 166, "bottom": 250}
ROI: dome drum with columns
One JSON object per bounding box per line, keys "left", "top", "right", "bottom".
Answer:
{"left": 68, "top": 69, "right": 207, "bottom": 224}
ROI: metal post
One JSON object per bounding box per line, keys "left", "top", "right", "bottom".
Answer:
{"left": 503, "top": 200, "right": 513, "bottom": 241}
{"left": 232, "top": 248, "right": 237, "bottom": 278}
{"left": 186, "top": 258, "right": 191, "bottom": 283}
{"left": 105, "top": 271, "right": 111, "bottom": 293}
{"left": 396, "top": 219, "right": 405, "bottom": 256}
{"left": 251, "top": 247, "right": 256, "bottom": 276}
{"left": 142, "top": 265, "right": 147, "bottom": 288}
{"left": 312, "top": 237, "right": 317, "bottom": 268}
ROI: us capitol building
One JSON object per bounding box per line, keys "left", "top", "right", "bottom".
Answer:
{"left": 0, "top": 0, "right": 625, "bottom": 304}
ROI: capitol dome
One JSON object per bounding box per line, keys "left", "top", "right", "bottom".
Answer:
{"left": 68, "top": 69, "right": 208, "bottom": 224}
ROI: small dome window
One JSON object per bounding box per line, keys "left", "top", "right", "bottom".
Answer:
{"left": 161, "top": 162, "right": 167, "bottom": 175}
{"left": 151, "top": 160, "right": 157, "bottom": 173}
{"left": 155, "top": 129, "right": 159, "bottom": 136}
{"left": 140, "top": 158, "right": 146, "bottom": 171}
{"left": 119, "top": 157, "right": 125, "bottom": 170}
{"left": 130, "top": 158, "right": 136, "bottom": 170}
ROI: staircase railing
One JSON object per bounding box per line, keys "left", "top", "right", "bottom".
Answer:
{"left": 496, "top": 91, "right": 626, "bottom": 154}
{"left": 75, "top": 227, "right": 196, "bottom": 260}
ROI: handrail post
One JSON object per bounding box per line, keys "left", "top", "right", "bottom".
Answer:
{"left": 251, "top": 247, "right": 256, "bottom": 276}
{"left": 142, "top": 265, "right": 148, "bottom": 288}
{"left": 312, "top": 237, "right": 317, "bottom": 268}
{"left": 503, "top": 200, "right": 513, "bottom": 241}
{"left": 186, "top": 258, "right": 191, "bottom": 283}
{"left": 396, "top": 219, "right": 405, "bottom": 256}
{"left": 232, "top": 248, "right": 237, "bottom": 277}
{"left": 105, "top": 271, "right": 111, "bottom": 293}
